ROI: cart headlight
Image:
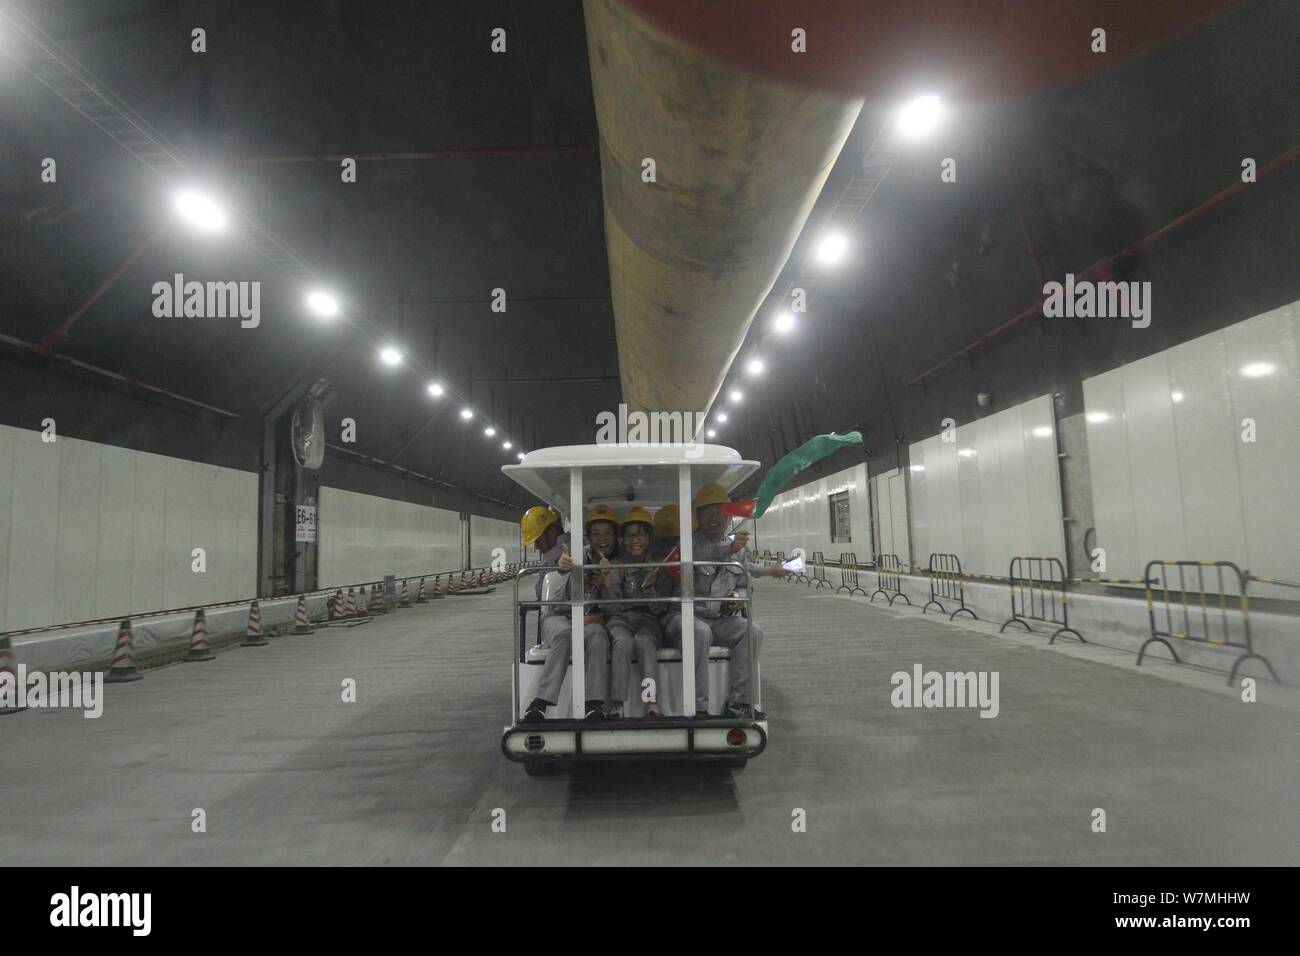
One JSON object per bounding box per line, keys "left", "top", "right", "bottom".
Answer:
{"left": 525, "top": 734, "right": 545, "bottom": 753}
{"left": 726, "top": 728, "right": 747, "bottom": 748}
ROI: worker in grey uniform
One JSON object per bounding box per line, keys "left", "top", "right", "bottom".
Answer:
{"left": 681, "top": 483, "right": 788, "bottom": 718}
{"left": 518, "top": 505, "right": 610, "bottom": 721}
{"left": 599, "top": 507, "right": 671, "bottom": 718}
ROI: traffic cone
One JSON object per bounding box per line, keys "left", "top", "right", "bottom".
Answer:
{"left": 185, "top": 609, "right": 215, "bottom": 662}
{"left": 415, "top": 577, "right": 428, "bottom": 603}
{"left": 104, "top": 619, "right": 142, "bottom": 684}
{"left": 431, "top": 573, "right": 445, "bottom": 599}
{"left": 356, "top": 587, "right": 370, "bottom": 618}
{"left": 292, "top": 594, "right": 314, "bottom": 634}
{"left": 399, "top": 579, "right": 411, "bottom": 608}
{"left": 345, "top": 587, "right": 357, "bottom": 617}
{"left": 0, "top": 635, "right": 26, "bottom": 713}
{"left": 242, "top": 600, "right": 269, "bottom": 646}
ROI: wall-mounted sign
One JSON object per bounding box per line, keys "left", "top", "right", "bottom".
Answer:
{"left": 295, "top": 504, "right": 317, "bottom": 543}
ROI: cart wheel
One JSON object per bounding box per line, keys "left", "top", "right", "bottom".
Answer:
{"left": 523, "top": 761, "right": 555, "bottom": 777}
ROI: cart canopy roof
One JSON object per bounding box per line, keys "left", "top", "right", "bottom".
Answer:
{"left": 502, "top": 444, "right": 760, "bottom": 518}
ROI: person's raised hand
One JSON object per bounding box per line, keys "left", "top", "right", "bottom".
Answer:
{"left": 731, "top": 529, "right": 750, "bottom": 553}
{"left": 557, "top": 541, "right": 572, "bottom": 572}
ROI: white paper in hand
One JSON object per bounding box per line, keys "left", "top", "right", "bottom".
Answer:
{"left": 781, "top": 555, "right": 805, "bottom": 573}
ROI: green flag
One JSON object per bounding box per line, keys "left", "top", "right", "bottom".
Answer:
{"left": 753, "top": 431, "right": 864, "bottom": 519}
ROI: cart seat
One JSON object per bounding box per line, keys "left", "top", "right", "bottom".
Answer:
{"left": 525, "top": 644, "right": 732, "bottom": 664}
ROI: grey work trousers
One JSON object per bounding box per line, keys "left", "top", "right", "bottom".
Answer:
{"left": 537, "top": 614, "right": 609, "bottom": 704}
{"left": 606, "top": 610, "right": 663, "bottom": 705}
{"left": 703, "top": 614, "right": 763, "bottom": 706}
{"left": 662, "top": 611, "right": 712, "bottom": 712}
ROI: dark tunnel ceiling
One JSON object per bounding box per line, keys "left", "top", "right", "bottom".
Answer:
{"left": 1, "top": 0, "right": 1298, "bottom": 502}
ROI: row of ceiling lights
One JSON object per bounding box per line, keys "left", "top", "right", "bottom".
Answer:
{"left": 168, "top": 189, "right": 528, "bottom": 460}
{"left": 704, "top": 94, "right": 944, "bottom": 442}
{"left": 170, "top": 94, "right": 949, "bottom": 456}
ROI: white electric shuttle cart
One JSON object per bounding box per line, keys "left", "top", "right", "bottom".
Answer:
{"left": 500, "top": 443, "right": 768, "bottom": 774}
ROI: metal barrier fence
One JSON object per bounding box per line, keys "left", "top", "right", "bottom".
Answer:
{"left": 836, "top": 552, "right": 868, "bottom": 596}
{"left": 791, "top": 550, "right": 811, "bottom": 584}
{"left": 999, "top": 556, "right": 1084, "bottom": 643}
{"left": 1138, "top": 560, "right": 1279, "bottom": 684}
{"left": 807, "top": 552, "right": 831, "bottom": 590}
{"left": 923, "top": 553, "right": 977, "bottom": 621}
{"left": 870, "top": 553, "right": 911, "bottom": 606}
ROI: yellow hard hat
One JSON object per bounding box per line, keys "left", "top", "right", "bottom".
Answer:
{"left": 584, "top": 504, "right": 619, "bottom": 530}
{"left": 620, "top": 507, "right": 655, "bottom": 531}
{"left": 653, "top": 504, "right": 680, "bottom": 538}
{"left": 520, "top": 506, "right": 558, "bottom": 546}
{"left": 693, "top": 483, "right": 731, "bottom": 511}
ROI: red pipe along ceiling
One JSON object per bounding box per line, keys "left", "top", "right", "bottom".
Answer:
{"left": 909, "top": 143, "right": 1300, "bottom": 387}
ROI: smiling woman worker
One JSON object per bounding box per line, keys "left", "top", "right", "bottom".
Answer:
{"left": 598, "top": 507, "right": 670, "bottom": 718}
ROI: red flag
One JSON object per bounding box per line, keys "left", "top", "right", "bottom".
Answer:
{"left": 721, "top": 498, "right": 755, "bottom": 519}
{"left": 662, "top": 545, "right": 681, "bottom": 580}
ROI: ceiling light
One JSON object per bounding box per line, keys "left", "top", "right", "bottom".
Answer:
{"left": 957, "top": 448, "right": 976, "bottom": 459}
{"left": 484, "top": 425, "right": 496, "bottom": 437}
{"left": 1086, "top": 411, "right": 1112, "bottom": 424}
{"left": 516, "top": 452, "right": 526, "bottom": 461}
{"left": 815, "top": 233, "right": 848, "bottom": 266}
{"left": 1170, "top": 390, "right": 1184, "bottom": 403}
{"left": 909, "top": 464, "right": 925, "bottom": 473}
{"left": 746, "top": 358, "right": 765, "bottom": 376}
{"left": 502, "top": 440, "right": 513, "bottom": 450}
{"left": 427, "top": 382, "right": 444, "bottom": 398}
{"left": 172, "top": 189, "right": 227, "bottom": 232}
{"left": 379, "top": 346, "right": 402, "bottom": 366}
{"left": 716, "top": 411, "right": 728, "bottom": 423}
{"left": 460, "top": 407, "right": 473, "bottom": 420}
{"left": 706, "top": 428, "right": 717, "bottom": 438}
{"left": 1240, "top": 361, "right": 1276, "bottom": 378}
{"left": 304, "top": 290, "right": 339, "bottom": 318}
{"left": 774, "top": 311, "right": 796, "bottom": 334}
{"left": 897, "top": 93, "right": 944, "bottom": 138}
{"left": 1031, "top": 426, "right": 1053, "bottom": 438}
{"left": 729, "top": 389, "right": 743, "bottom": 403}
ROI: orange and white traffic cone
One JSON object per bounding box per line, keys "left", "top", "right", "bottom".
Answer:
{"left": 242, "top": 600, "right": 269, "bottom": 646}
{"left": 105, "top": 619, "right": 143, "bottom": 683}
{"left": 415, "top": 577, "right": 428, "bottom": 603}
{"left": 431, "top": 573, "right": 445, "bottom": 599}
{"left": 356, "top": 587, "right": 370, "bottom": 618}
{"left": 345, "top": 587, "right": 357, "bottom": 617}
{"left": 185, "top": 608, "right": 215, "bottom": 662}
{"left": 399, "top": 579, "right": 411, "bottom": 608}
{"left": 0, "top": 635, "right": 26, "bottom": 713}
{"left": 292, "top": 594, "right": 314, "bottom": 634}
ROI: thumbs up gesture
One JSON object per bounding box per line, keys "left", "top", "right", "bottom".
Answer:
{"left": 557, "top": 541, "right": 573, "bottom": 572}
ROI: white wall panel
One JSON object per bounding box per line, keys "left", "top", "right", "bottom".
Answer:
{"left": 1225, "top": 304, "right": 1300, "bottom": 583}
{"left": 907, "top": 394, "right": 1065, "bottom": 578}
{"left": 318, "top": 486, "right": 464, "bottom": 587}
{"left": 1123, "top": 353, "right": 1188, "bottom": 564}
{"left": 471, "top": 514, "right": 521, "bottom": 567}
{"left": 1083, "top": 301, "right": 1299, "bottom": 588}
{"left": 94, "top": 444, "right": 136, "bottom": 621}
{"left": 1022, "top": 399, "right": 1064, "bottom": 559}
{"left": 753, "top": 464, "right": 869, "bottom": 563}
{"left": 1169, "top": 332, "right": 1247, "bottom": 563}
{"left": 0, "top": 425, "right": 257, "bottom": 631}
{"left": 7, "top": 427, "right": 59, "bottom": 630}
{"left": 1082, "top": 370, "right": 1140, "bottom": 577}
{"left": 53, "top": 438, "right": 101, "bottom": 625}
